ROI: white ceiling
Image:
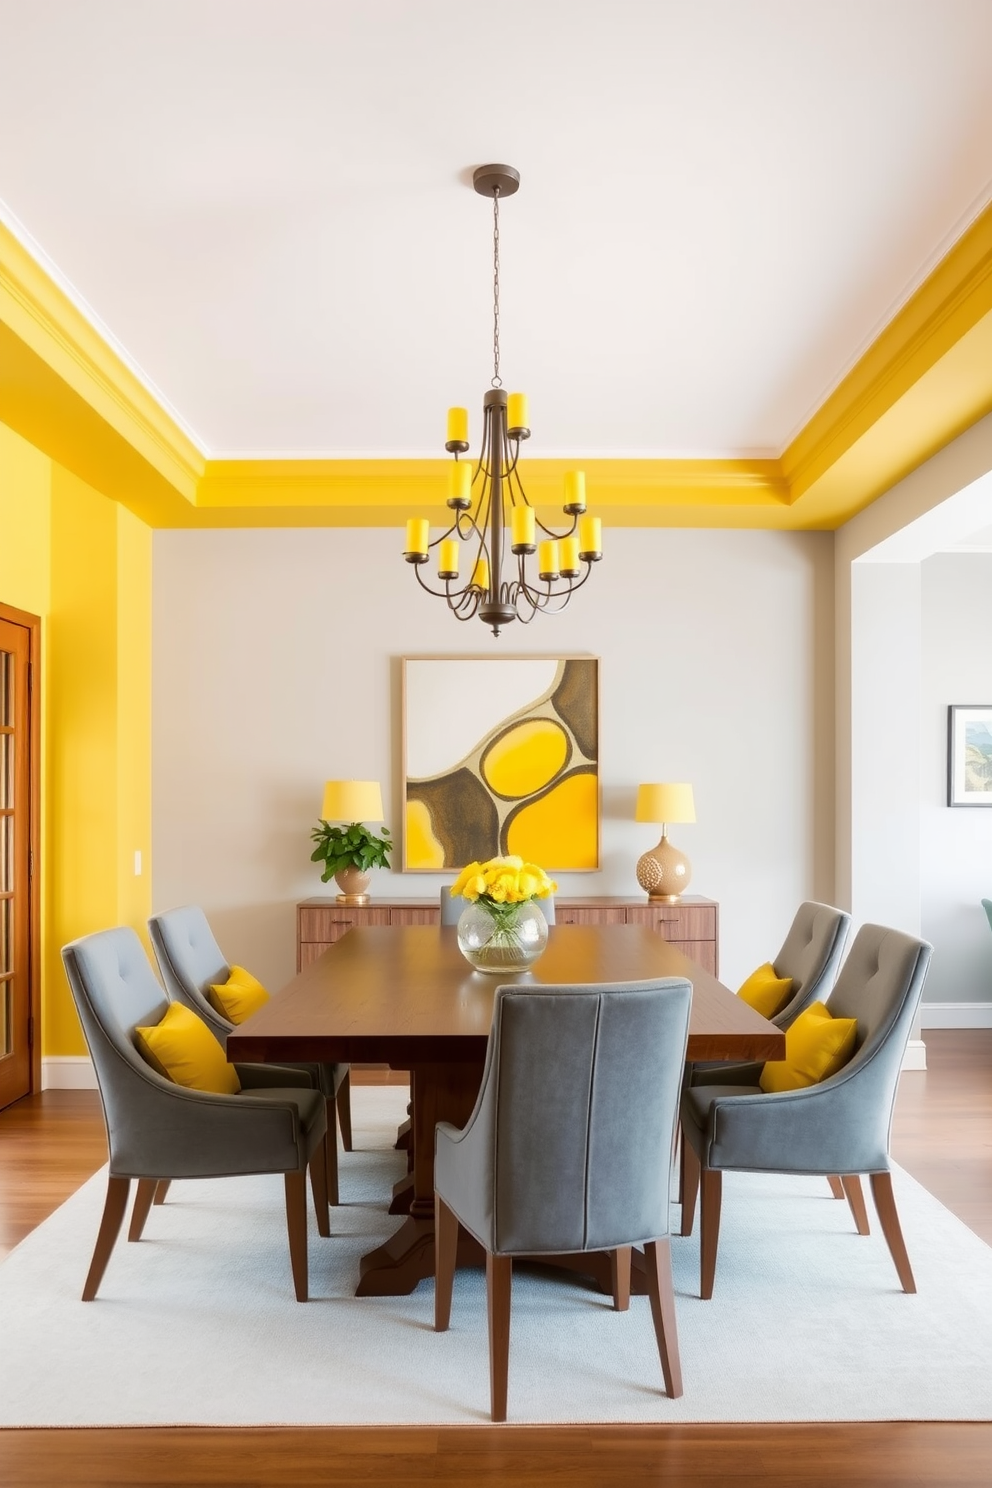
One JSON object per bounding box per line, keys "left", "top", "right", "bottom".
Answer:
{"left": 2, "top": 1, "right": 992, "bottom": 460}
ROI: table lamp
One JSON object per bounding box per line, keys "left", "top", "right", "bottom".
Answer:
{"left": 635, "top": 783, "right": 695, "bottom": 902}
{"left": 320, "top": 780, "right": 386, "bottom": 905}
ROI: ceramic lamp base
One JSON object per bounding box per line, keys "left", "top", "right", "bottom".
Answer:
{"left": 636, "top": 834, "right": 691, "bottom": 902}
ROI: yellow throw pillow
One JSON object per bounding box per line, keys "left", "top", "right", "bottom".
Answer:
{"left": 208, "top": 964, "right": 270, "bottom": 1025}
{"left": 759, "top": 1001, "right": 857, "bottom": 1093}
{"left": 737, "top": 962, "right": 794, "bottom": 1019}
{"left": 134, "top": 1002, "right": 241, "bottom": 1094}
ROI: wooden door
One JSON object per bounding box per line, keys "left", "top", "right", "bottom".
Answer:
{"left": 0, "top": 611, "right": 37, "bottom": 1110}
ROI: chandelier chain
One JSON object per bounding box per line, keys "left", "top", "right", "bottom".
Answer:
{"left": 491, "top": 187, "right": 502, "bottom": 388}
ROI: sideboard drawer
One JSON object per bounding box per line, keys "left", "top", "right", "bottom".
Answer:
{"left": 296, "top": 895, "right": 718, "bottom": 976}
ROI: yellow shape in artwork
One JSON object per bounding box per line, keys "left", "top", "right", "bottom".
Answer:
{"left": 405, "top": 799, "right": 445, "bottom": 869}
{"left": 482, "top": 719, "right": 569, "bottom": 799}
{"left": 506, "top": 772, "right": 598, "bottom": 868}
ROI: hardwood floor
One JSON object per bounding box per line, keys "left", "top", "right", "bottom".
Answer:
{"left": 0, "top": 1035, "right": 990, "bottom": 1486}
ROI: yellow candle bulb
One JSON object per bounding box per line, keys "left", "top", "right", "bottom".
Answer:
{"left": 560, "top": 535, "right": 580, "bottom": 573}
{"left": 539, "top": 540, "right": 560, "bottom": 577}
{"left": 446, "top": 407, "right": 469, "bottom": 444}
{"left": 507, "top": 392, "right": 529, "bottom": 430}
{"left": 405, "top": 518, "right": 429, "bottom": 556}
{"left": 564, "top": 470, "right": 586, "bottom": 510}
{"left": 578, "top": 515, "right": 602, "bottom": 555}
{"left": 511, "top": 504, "right": 536, "bottom": 547}
{"left": 448, "top": 461, "right": 472, "bottom": 504}
{"left": 438, "top": 539, "right": 460, "bottom": 577}
{"left": 471, "top": 556, "right": 490, "bottom": 591}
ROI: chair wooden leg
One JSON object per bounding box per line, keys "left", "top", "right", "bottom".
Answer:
{"left": 644, "top": 1238, "right": 683, "bottom": 1399}
{"left": 611, "top": 1246, "right": 631, "bottom": 1311}
{"left": 335, "top": 1071, "right": 353, "bottom": 1152}
{"left": 309, "top": 1139, "right": 331, "bottom": 1238}
{"left": 152, "top": 1179, "right": 171, "bottom": 1205}
{"left": 486, "top": 1253, "right": 512, "bottom": 1423}
{"left": 827, "top": 1174, "right": 845, "bottom": 1200}
{"left": 870, "top": 1171, "right": 917, "bottom": 1293}
{"left": 841, "top": 1174, "right": 871, "bottom": 1236}
{"left": 284, "top": 1171, "right": 309, "bottom": 1301}
{"left": 699, "top": 1169, "right": 723, "bottom": 1300}
{"left": 434, "top": 1194, "right": 459, "bottom": 1332}
{"left": 324, "top": 1098, "right": 340, "bottom": 1208}
{"left": 127, "top": 1178, "right": 158, "bottom": 1242}
{"left": 82, "top": 1176, "right": 131, "bottom": 1301}
{"left": 680, "top": 1132, "right": 700, "bottom": 1237}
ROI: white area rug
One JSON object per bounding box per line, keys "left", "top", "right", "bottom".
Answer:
{"left": 1, "top": 1085, "right": 991, "bottom": 1426}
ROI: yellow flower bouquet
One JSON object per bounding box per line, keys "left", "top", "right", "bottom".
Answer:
{"left": 450, "top": 856, "right": 557, "bottom": 973}
{"left": 450, "top": 855, "right": 557, "bottom": 907}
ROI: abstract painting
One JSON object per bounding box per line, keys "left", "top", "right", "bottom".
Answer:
{"left": 402, "top": 656, "right": 600, "bottom": 870}
{"left": 947, "top": 704, "right": 992, "bottom": 806}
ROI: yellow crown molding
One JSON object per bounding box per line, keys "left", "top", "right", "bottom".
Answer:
{"left": 4, "top": 199, "right": 992, "bottom": 532}
{"left": 0, "top": 220, "right": 203, "bottom": 502}
{"left": 194, "top": 456, "right": 790, "bottom": 523}
{"left": 783, "top": 199, "right": 992, "bottom": 512}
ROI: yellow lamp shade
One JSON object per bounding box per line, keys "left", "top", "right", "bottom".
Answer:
{"left": 438, "top": 538, "right": 460, "bottom": 576}
{"left": 447, "top": 407, "right": 469, "bottom": 443}
{"left": 405, "top": 518, "right": 429, "bottom": 556}
{"left": 471, "top": 556, "right": 490, "bottom": 590}
{"left": 321, "top": 780, "right": 384, "bottom": 823}
{"left": 538, "top": 540, "right": 560, "bottom": 577}
{"left": 564, "top": 471, "right": 586, "bottom": 510}
{"left": 511, "top": 505, "right": 536, "bottom": 547}
{"left": 635, "top": 783, "right": 696, "bottom": 824}
{"left": 507, "top": 392, "right": 529, "bottom": 430}
{"left": 578, "top": 515, "right": 602, "bottom": 555}
{"left": 560, "top": 535, "right": 580, "bottom": 573}
{"left": 448, "top": 461, "right": 472, "bottom": 504}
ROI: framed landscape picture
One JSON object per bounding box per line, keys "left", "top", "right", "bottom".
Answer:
{"left": 947, "top": 704, "right": 992, "bottom": 806}
{"left": 401, "top": 655, "right": 600, "bottom": 871}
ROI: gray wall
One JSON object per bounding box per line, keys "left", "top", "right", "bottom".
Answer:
{"left": 151, "top": 525, "right": 835, "bottom": 996}
{"left": 920, "top": 552, "right": 992, "bottom": 1013}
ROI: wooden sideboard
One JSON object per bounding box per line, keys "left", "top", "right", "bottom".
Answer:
{"left": 297, "top": 894, "right": 718, "bottom": 976}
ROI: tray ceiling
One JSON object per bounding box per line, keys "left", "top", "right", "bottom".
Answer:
{"left": 1, "top": 0, "right": 992, "bottom": 466}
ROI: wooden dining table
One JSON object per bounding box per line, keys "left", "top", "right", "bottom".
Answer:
{"left": 228, "top": 922, "right": 785, "bottom": 1296}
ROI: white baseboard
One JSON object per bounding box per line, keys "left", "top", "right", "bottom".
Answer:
{"left": 42, "top": 1056, "right": 98, "bottom": 1090}
{"left": 920, "top": 1001, "right": 992, "bottom": 1030}
{"left": 901, "top": 1039, "right": 927, "bottom": 1072}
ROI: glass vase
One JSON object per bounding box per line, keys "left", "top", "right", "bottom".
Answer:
{"left": 456, "top": 898, "right": 549, "bottom": 974}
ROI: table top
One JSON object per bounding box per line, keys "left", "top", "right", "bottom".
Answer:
{"left": 229, "top": 924, "right": 784, "bottom": 1066}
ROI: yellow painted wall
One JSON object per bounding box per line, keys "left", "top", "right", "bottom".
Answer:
{"left": 114, "top": 505, "right": 152, "bottom": 936}
{"left": 0, "top": 421, "right": 51, "bottom": 610}
{"left": 0, "top": 421, "right": 152, "bottom": 1060}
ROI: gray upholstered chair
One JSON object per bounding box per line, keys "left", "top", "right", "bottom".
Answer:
{"left": 148, "top": 905, "right": 352, "bottom": 1205}
{"left": 434, "top": 976, "right": 692, "bottom": 1421}
{"left": 439, "top": 885, "right": 556, "bottom": 926}
{"left": 62, "top": 926, "right": 329, "bottom": 1302}
{"left": 690, "top": 900, "right": 851, "bottom": 1088}
{"left": 680, "top": 923, "right": 932, "bottom": 1299}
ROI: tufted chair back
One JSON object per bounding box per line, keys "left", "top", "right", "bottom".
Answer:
{"left": 771, "top": 901, "right": 851, "bottom": 1028}
{"left": 148, "top": 905, "right": 232, "bottom": 1042}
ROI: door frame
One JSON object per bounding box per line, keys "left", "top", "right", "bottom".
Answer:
{"left": 0, "top": 601, "right": 41, "bottom": 1096}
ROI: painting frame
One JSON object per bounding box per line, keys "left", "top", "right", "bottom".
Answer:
{"left": 947, "top": 704, "right": 992, "bottom": 807}
{"left": 401, "top": 654, "right": 601, "bottom": 872}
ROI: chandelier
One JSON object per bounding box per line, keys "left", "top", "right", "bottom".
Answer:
{"left": 403, "top": 163, "right": 602, "bottom": 638}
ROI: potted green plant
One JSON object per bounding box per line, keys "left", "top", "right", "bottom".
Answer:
{"left": 310, "top": 818, "right": 392, "bottom": 905}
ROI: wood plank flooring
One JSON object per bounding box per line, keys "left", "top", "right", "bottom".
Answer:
{"left": 0, "top": 1035, "right": 990, "bottom": 1486}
